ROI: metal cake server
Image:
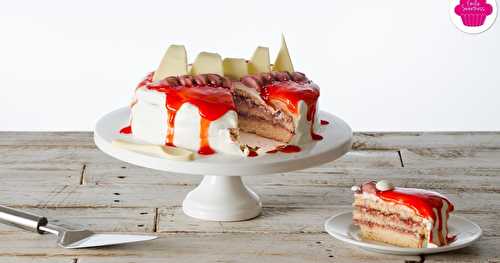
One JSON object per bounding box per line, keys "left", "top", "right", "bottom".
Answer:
{"left": 0, "top": 205, "right": 157, "bottom": 248}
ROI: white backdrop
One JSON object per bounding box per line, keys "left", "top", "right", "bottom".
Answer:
{"left": 1, "top": 0, "right": 499, "bottom": 131}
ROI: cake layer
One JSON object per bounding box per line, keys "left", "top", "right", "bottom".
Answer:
{"left": 238, "top": 116, "right": 293, "bottom": 143}
{"left": 353, "top": 206, "right": 427, "bottom": 235}
{"left": 357, "top": 223, "right": 424, "bottom": 248}
{"left": 353, "top": 194, "right": 424, "bottom": 224}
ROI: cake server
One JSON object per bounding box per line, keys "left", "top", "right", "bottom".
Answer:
{"left": 0, "top": 205, "right": 157, "bottom": 248}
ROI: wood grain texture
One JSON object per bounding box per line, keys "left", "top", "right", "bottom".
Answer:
{"left": 353, "top": 132, "right": 500, "bottom": 150}
{"left": 0, "top": 232, "right": 422, "bottom": 263}
{"left": 0, "top": 208, "right": 156, "bottom": 233}
{"left": 0, "top": 132, "right": 499, "bottom": 262}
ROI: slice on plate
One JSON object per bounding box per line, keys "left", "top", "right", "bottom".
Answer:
{"left": 351, "top": 180, "right": 455, "bottom": 248}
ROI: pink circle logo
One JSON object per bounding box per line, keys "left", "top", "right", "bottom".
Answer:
{"left": 450, "top": 0, "right": 497, "bottom": 33}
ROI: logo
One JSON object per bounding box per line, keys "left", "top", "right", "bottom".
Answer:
{"left": 450, "top": 0, "right": 497, "bottom": 33}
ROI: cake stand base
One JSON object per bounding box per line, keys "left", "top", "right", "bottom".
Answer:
{"left": 182, "top": 176, "right": 262, "bottom": 221}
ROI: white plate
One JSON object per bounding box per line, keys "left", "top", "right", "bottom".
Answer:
{"left": 324, "top": 211, "right": 482, "bottom": 255}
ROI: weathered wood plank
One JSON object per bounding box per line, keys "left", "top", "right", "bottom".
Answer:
{"left": 0, "top": 208, "right": 155, "bottom": 233}
{"left": 0, "top": 145, "right": 119, "bottom": 166}
{"left": 158, "top": 207, "right": 500, "bottom": 237}
{"left": 2, "top": 131, "right": 500, "bottom": 150}
{"left": 83, "top": 150, "right": 401, "bottom": 186}
{"left": 0, "top": 232, "right": 421, "bottom": 262}
{"left": 353, "top": 132, "right": 500, "bottom": 150}
{"left": 401, "top": 148, "right": 500, "bottom": 169}
{"left": 0, "top": 164, "right": 83, "bottom": 186}
{"left": 1, "top": 184, "right": 498, "bottom": 213}
{"left": 0, "top": 132, "right": 93, "bottom": 146}
{"left": 0, "top": 257, "right": 76, "bottom": 263}
{"left": 424, "top": 236, "right": 500, "bottom": 262}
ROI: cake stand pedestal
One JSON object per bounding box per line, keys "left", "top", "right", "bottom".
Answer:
{"left": 183, "top": 176, "right": 261, "bottom": 221}
{"left": 94, "top": 107, "right": 352, "bottom": 221}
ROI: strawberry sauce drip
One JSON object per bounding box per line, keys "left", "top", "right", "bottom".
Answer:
{"left": 198, "top": 118, "right": 215, "bottom": 155}
{"left": 120, "top": 126, "right": 132, "bottom": 134}
{"left": 320, "top": 120, "right": 330, "bottom": 125}
{"left": 267, "top": 145, "right": 302, "bottom": 154}
{"left": 145, "top": 77, "right": 235, "bottom": 155}
{"left": 375, "top": 187, "right": 454, "bottom": 246}
{"left": 259, "top": 81, "right": 322, "bottom": 141}
{"left": 247, "top": 149, "right": 259, "bottom": 157}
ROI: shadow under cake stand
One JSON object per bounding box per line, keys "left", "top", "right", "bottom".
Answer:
{"left": 94, "top": 107, "right": 352, "bottom": 221}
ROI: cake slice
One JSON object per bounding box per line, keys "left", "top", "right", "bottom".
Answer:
{"left": 352, "top": 180, "right": 455, "bottom": 248}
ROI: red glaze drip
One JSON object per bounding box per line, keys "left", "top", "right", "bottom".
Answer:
{"left": 259, "top": 81, "right": 322, "bottom": 141}
{"left": 144, "top": 75, "right": 235, "bottom": 155}
{"left": 267, "top": 145, "right": 301, "bottom": 154}
{"left": 320, "top": 120, "right": 330, "bottom": 125}
{"left": 247, "top": 149, "right": 259, "bottom": 157}
{"left": 372, "top": 186, "right": 454, "bottom": 246}
{"left": 166, "top": 109, "right": 176, "bottom": 147}
{"left": 120, "top": 125, "right": 132, "bottom": 134}
{"left": 198, "top": 118, "right": 215, "bottom": 155}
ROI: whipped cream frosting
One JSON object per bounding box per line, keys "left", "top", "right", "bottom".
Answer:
{"left": 131, "top": 85, "right": 243, "bottom": 156}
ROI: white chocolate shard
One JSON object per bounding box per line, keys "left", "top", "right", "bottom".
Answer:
{"left": 112, "top": 139, "right": 195, "bottom": 161}
{"left": 191, "top": 52, "right": 224, "bottom": 76}
{"left": 375, "top": 180, "right": 395, "bottom": 191}
{"left": 223, "top": 58, "right": 249, "bottom": 80}
{"left": 272, "top": 35, "right": 294, "bottom": 72}
{"left": 249, "top": 46, "right": 271, "bottom": 74}
{"left": 153, "top": 45, "right": 188, "bottom": 81}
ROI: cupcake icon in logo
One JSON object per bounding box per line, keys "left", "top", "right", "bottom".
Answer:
{"left": 455, "top": 0, "right": 493, "bottom": 26}
{"left": 450, "top": 0, "right": 497, "bottom": 33}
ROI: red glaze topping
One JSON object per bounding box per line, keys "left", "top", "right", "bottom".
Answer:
{"left": 359, "top": 181, "right": 454, "bottom": 246}
{"left": 124, "top": 73, "right": 235, "bottom": 155}
{"left": 267, "top": 145, "right": 301, "bottom": 154}
{"left": 320, "top": 120, "right": 330, "bottom": 125}
{"left": 120, "top": 125, "right": 132, "bottom": 134}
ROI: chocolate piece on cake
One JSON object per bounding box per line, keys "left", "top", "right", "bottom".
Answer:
{"left": 352, "top": 180, "right": 455, "bottom": 248}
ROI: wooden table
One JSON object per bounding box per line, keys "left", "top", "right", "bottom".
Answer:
{"left": 0, "top": 132, "right": 499, "bottom": 262}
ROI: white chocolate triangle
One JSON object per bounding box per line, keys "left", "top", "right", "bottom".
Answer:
{"left": 272, "top": 35, "right": 294, "bottom": 72}
{"left": 153, "top": 45, "right": 188, "bottom": 81}
{"left": 191, "top": 52, "right": 224, "bottom": 76}
{"left": 223, "top": 58, "right": 249, "bottom": 80}
{"left": 249, "top": 46, "right": 271, "bottom": 74}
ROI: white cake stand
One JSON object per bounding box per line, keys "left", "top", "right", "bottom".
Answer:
{"left": 94, "top": 107, "right": 352, "bottom": 221}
